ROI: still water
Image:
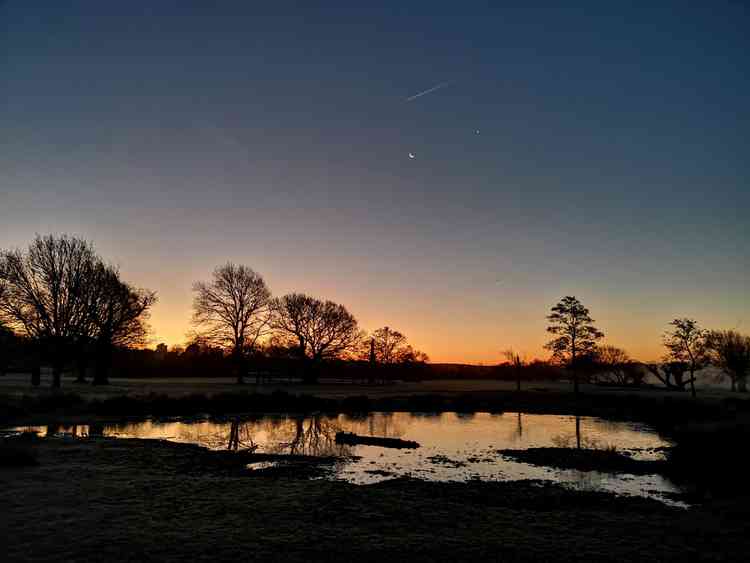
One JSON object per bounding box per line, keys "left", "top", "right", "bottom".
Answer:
{"left": 12, "top": 412, "right": 681, "bottom": 505}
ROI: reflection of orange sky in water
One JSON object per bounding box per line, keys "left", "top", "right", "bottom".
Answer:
{"left": 21, "top": 412, "right": 668, "bottom": 460}
{"left": 16, "top": 412, "right": 685, "bottom": 503}
{"left": 18, "top": 412, "right": 681, "bottom": 505}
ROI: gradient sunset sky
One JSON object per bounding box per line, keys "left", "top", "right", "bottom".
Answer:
{"left": 2, "top": 2, "right": 748, "bottom": 363}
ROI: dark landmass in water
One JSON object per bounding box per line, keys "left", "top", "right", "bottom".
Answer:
{"left": 335, "top": 431, "right": 420, "bottom": 448}
{"left": 499, "top": 447, "right": 668, "bottom": 475}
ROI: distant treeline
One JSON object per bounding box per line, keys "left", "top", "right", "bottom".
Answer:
{"left": 1, "top": 235, "right": 748, "bottom": 393}
{"left": 0, "top": 235, "right": 430, "bottom": 387}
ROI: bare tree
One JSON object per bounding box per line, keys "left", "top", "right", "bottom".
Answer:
{"left": 270, "top": 293, "right": 363, "bottom": 383}
{"left": 0, "top": 235, "right": 101, "bottom": 387}
{"left": 707, "top": 330, "right": 750, "bottom": 392}
{"left": 192, "top": 263, "right": 272, "bottom": 383}
{"left": 0, "top": 284, "right": 9, "bottom": 377}
{"left": 363, "top": 326, "right": 429, "bottom": 384}
{"left": 368, "top": 326, "right": 428, "bottom": 365}
{"left": 503, "top": 349, "right": 525, "bottom": 392}
{"left": 87, "top": 265, "right": 157, "bottom": 385}
{"left": 593, "top": 345, "right": 643, "bottom": 386}
{"left": 0, "top": 322, "right": 14, "bottom": 378}
{"left": 644, "top": 361, "right": 690, "bottom": 391}
{"left": 663, "top": 318, "right": 709, "bottom": 398}
{"left": 545, "top": 296, "right": 604, "bottom": 395}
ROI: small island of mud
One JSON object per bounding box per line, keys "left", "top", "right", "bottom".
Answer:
{"left": 499, "top": 447, "right": 667, "bottom": 475}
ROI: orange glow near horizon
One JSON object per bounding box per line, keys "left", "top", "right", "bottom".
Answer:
{"left": 143, "top": 285, "right": 735, "bottom": 365}
{"left": 2, "top": 3, "right": 748, "bottom": 370}
{"left": 3, "top": 226, "right": 747, "bottom": 367}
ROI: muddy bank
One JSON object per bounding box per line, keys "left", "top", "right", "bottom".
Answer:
{"left": 1, "top": 436, "right": 748, "bottom": 562}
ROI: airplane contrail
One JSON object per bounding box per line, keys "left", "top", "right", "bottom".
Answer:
{"left": 406, "top": 81, "right": 451, "bottom": 102}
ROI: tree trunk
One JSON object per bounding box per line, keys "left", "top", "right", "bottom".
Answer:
{"left": 303, "top": 359, "right": 319, "bottom": 384}
{"left": 228, "top": 420, "right": 239, "bottom": 451}
{"left": 738, "top": 377, "right": 747, "bottom": 393}
{"left": 575, "top": 414, "right": 581, "bottom": 450}
{"left": 31, "top": 362, "right": 41, "bottom": 386}
{"left": 93, "top": 342, "right": 111, "bottom": 385}
{"left": 689, "top": 368, "right": 696, "bottom": 398}
{"left": 368, "top": 338, "right": 376, "bottom": 384}
{"left": 235, "top": 349, "right": 245, "bottom": 384}
{"left": 52, "top": 363, "right": 62, "bottom": 389}
{"left": 75, "top": 353, "right": 88, "bottom": 383}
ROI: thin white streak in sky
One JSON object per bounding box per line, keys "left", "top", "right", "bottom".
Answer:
{"left": 406, "top": 81, "right": 451, "bottom": 102}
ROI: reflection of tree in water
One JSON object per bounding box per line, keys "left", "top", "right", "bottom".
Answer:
{"left": 226, "top": 420, "right": 258, "bottom": 452}
{"left": 550, "top": 416, "right": 613, "bottom": 450}
{"left": 264, "top": 416, "right": 352, "bottom": 457}
{"left": 508, "top": 413, "right": 524, "bottom": 443}
{"left": 87, "top": 413, "right": 409, "bottom": 456}
{"left": 338, "top": 412, "right": 405, "bottom": 440}
{"left": 597, "top": 419, "right": 632, "bottom": 435}
{"left": 224, "top": 413, "right": 408, "bottom": 456}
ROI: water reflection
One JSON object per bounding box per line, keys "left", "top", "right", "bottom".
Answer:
{"left": 267, "top": 417, "right": 349, "bottom": 457}
{"left": 227, "top": 420, "right": 257, "bottom": 452}
{"left": 10, "top": 412, "right": 680, "bottom": 504}
{"left": 508, "top": 412, "right": 524, "bottom": 443}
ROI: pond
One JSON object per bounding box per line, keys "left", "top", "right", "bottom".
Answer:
{"left": 10, "top": 412, "right": 682, "bottom": 505}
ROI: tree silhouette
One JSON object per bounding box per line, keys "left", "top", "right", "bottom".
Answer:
{"left": 367, "top": 326, "right": 428, "bottom": 365}
{"left": 192, "top": 263, "right": 272, "bottom": 384}
{"left": 663, "top": 318, "right": 709, "bottom": 398}
{"left": 545, "top": 296, "right": 604, "bottom": 395}
{"left": 503, "top": 349, "right": 525, "bottom": 392}
{"left": 0, "top": 235, "right": 101, "bottom": 387}
{"left": 593, "top": 345, "right": 643, "bottom": 386}
{"left": 271, "top": 293, "right": 363, "bottom": 383}
{"left": 643, "top": 361, "right": 690, "bottom": 391}
{"left": 362, "top": 326, "right": 428, "bottom": 384}
{"left": 87, "top": 265, "right": 156, "bottom": 385}
{"left": 0, "top": 322, "right": 14, "bottom": 377}
{"left": 707, "top": 330, "right": 750, "bottom": 392}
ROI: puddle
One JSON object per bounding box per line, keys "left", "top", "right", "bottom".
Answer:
{"left": 9, "top": 411, "right": 683, "bottom": 505}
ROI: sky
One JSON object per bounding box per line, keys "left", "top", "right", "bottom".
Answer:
{"left": 1, "top": 2, "right": 748, "bottom": 363}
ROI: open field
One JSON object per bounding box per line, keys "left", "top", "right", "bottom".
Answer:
{"left": 2, "top": 436, "right": 749, "bottom": 562}
{"left": 0, "top": 371, "right": 736, "bottom": 401}
{"left": 2, "top": 374, "right": 749, "bottom": 561}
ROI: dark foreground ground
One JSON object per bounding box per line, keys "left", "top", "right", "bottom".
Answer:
{"left": 1, "top": 435, "right": 749, "bottom": 562}
{"left": 2, "top": 377, "right": 750, "bottom": 561}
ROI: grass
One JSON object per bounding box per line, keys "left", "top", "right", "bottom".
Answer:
{"left": 2, "top": 377, "right": 750, "bottom": 560}
{"left": 2, "top": 436, "right": 749, "bottom": 562}
{"left": 1, "top": 386, "right": 741, "bottom": 425}
{"left": 0, "top": 433, "right": 39, "bottom": 467}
